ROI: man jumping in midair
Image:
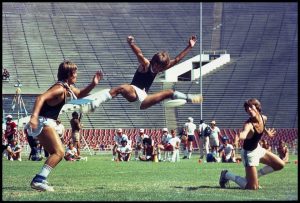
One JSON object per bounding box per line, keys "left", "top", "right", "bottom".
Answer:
{"left": 93, "top": 35, "right": 203, "bottom": 110}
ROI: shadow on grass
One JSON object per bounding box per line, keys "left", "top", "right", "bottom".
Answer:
{"left": 2, "top": 186, "right": 31, "bottom": 191}
{"left": 174, "top": 185, "right": 240, "bottom": 190}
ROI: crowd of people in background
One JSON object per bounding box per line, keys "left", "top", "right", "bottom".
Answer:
{"left": 2, "top": 114, "right": 295, "bottom": 165}
{"left": 1, "top": 109, "right": 296, "bottom": 193}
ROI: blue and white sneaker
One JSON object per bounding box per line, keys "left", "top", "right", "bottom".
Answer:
{"left": 186, "top": 94, "right": 203, "bottom": 103}
{"left": 219, "top": 170, "right": 229, "bottom": 188}
{"left": 30, "top": 174, "right": 54, "bottom": 192}
{"left": 172, "top": 91, "right": 203, "bottom": 103}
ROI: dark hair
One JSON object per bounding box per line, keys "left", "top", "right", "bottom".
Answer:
{"left": 72, "top": 111, "right": 79, "bottom": 118}
{"left": 200, "top": 119, "right": 205, "bottom": 124}
{"left": 121, "top": 139, "right": 127, "bottom": 143}
{"left": 222, "top": 136, "right": 229, "bottom": 142}
{"left": 57, "top": 60, "right": 78, "bottom": 81}
{"left": 244, "top": 98, "right": 262, "bottom": 112}
{"left": 150, "top": 51, "right": 170, "bottom": 68}
{"left": 143, "top": 138, "right": 152, "bottom": 146}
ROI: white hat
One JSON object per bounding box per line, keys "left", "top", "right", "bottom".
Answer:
{"left": 6, "top": 115, "right": 12, "bottom": 119}
{"left": 139, "top": 128, "right": 144, "bottom": 133}
{"left": 117, "top": 128, "right": 122, "bottom": 133}
{"left": 188, "top": 117, "right": 193, "bottom": 122}
{"left": 162, "top": 128, "right": 168, "bottom": 132}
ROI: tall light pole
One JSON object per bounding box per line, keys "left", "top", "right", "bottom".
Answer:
{"left": 199, "top": 2, "right": 203, "bottom": 120}
{"left": 12, "top": 79, "right": 27, "bottom": 143}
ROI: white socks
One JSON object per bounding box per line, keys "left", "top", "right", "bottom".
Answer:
{"left": 225, "top": 171, "right": 247, "bottom": 189}
{"left": 92, "top": 89, "right": 112, "bottom": 108}
{"left": 172, "top": 91, "right": 187, "bottom": 100}
{"left": 158, "top": 153, "right": 161, "bottom": 160}
{"left": 257, "top": 165, "right": 274, "bottom": 177}
{"left": 188, "top": 151, "right": 192, "bottom": 159}
{"left": 38, "top": 164, "right": 53, "bottom": 178}
{"left": 225, "top": 165, "right": 275, "bottom": 189}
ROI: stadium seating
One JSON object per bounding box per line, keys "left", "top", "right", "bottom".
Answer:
{"left": 12, "top": 127, "right": 297, "bottom": 156}
{"left": 2, "top": 3, "right": 297, "bottom": 132}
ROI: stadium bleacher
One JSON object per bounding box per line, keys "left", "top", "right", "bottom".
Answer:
{"left": 2, "top": 3, "right": 297, "bottom": 148}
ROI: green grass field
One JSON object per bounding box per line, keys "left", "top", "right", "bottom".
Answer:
{"left": 2, "top": 153, "right": 298, "bottom": 201}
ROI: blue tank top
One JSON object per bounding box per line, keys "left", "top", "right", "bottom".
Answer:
{"left": 39, "top": 82, "right": 69, "bottom": 120}
{"left": 130, "top": 65, "right": 157, "bottom": 92}
{"left": 243, "top": 114, "right": 265, "bottom": 151}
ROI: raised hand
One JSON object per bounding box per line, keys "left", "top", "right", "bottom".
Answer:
{"left": 189, "top": 35, "right": 197, "bottom": 48}
{"left": 127, "top": 35, "right": 135, "bottom": 44}
{"left": 93, "top": 70, "right": 103, "bottom": 85}
{"left": 265, "top": 127, "right": 276, "bottom": 137}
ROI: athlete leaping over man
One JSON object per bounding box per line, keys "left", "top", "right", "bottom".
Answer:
{"left": 93, "top": 35, "right": 203, "bottom": 110}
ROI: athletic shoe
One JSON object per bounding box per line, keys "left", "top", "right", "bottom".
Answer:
{"left": 79, "top": 157, "right": 88, "bottom": 161}
{"left": 90, "top": 89, "right": 111, "bottom": 110}
{"left": 172, "top": 91, "right": 188, "bottom": 100}
{"left": 17, "top": 158, "right": 22, "bottom": 161}
{"left": 30, "top": 175, "right": 54, "bottom": 192}
{"left": 91, "top": 99, "right": 101, "bottom": 110}
{"left": 187, "top": 94, "right": 203, "bottom": 103}
{"left": 182, "top": 156, "right": 188, "bottom": 159}
{"left": 219, "top": 170, "right": 229, "bottom": 188}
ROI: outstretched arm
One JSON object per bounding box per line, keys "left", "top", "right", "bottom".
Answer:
{"left": 262, "top": 115, "right": 276, "bottom": 138}
{"left": 165, "top": 35, "right": 197, "bottom": 70}
{"left": 127, "top": 36, "right": 150, "bottom": 69}
{"left": 71, "top": 70, "right": 103, "bottom": 98}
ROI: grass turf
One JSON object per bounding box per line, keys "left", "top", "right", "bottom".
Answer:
{"left": 2, "top": 153, "right": 298, "bottom": 201}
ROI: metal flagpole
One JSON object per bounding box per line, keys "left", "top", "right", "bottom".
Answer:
{"left": 199, "top": 2, "right": 203, "bottom": 120}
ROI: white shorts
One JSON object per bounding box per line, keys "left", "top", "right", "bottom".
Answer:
{"left": 131, "top": 85, "right": 148, "bottom": 109}
{"left": 241, "top": 144, "right": 267, "bottom": 167}
{"left": 25, "top": 116, "right": 57, "bottom": 138}
{"left": 72, "top": 131, "right": 81, "bottom": 142}
{"left": 209, "top": 137, "right": 219, "bottom": 147}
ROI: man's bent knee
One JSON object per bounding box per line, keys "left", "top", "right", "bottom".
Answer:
{"left": 274, "top": 162, "right": 285, "bottom": 171}
{"left": 140, "top": 105, "right": 148, "bottom": 110}
{"left": 57, "top": 149, "right": 65, "bottom": 159}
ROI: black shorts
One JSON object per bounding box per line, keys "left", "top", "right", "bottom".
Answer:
{"left": 188, "top": 135, "right": 195, "bottom": 142}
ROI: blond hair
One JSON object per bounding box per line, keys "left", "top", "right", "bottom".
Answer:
{"left": 57, "top": 60, "right": 78, "bottom": 81}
